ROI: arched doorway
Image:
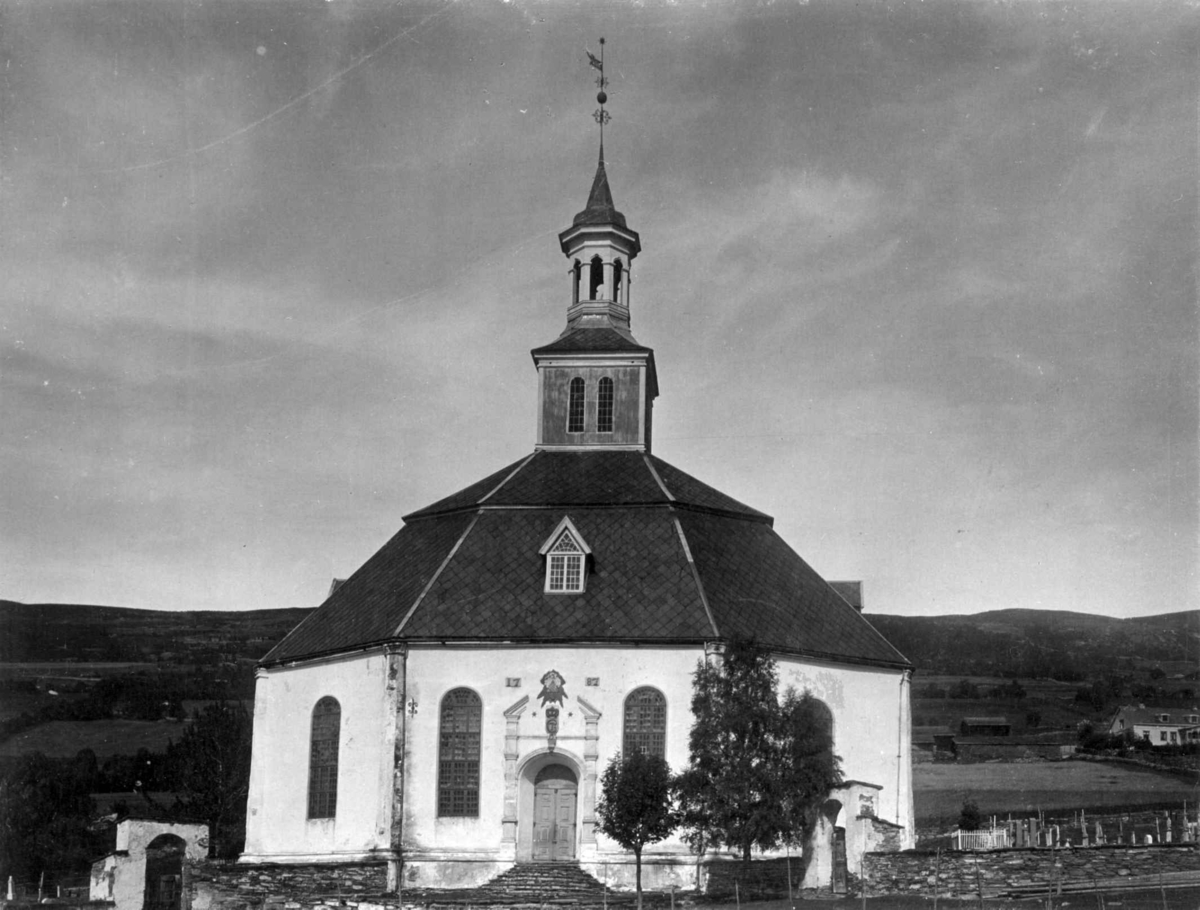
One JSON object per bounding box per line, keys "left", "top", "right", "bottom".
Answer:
{"left": 532, "top": 764, "right": 577, "bottom": 862}
{"left": 143, "top": 834, "right": 186, "bottom": 910}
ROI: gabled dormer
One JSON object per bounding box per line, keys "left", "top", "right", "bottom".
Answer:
{"left": 532, "top": 148, "right": 658, "bottom": 452}
{"left": 538, "top": 517, "right": 592, "bottom": 594}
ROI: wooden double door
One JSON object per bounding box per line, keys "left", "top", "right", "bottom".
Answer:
{"left": 531, "top": 764, "right": 577, "bottom": 862}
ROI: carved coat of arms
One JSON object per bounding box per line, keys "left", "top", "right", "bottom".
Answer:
{"left": 538, "top": 669, "right": 567, "bottom": 707}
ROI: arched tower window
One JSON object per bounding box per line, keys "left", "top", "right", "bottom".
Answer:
{"left": 612, "top": 259, "right": 623, "bottom": 305}
{"left": 567, "top": 377, "right": 585, "bottom": 434}
{"left": 572, "top": 260, "right": 582, "bottom": 305}
{"left": 623, "top": 687, "right": 666, "bottom": 757}
{"left": 439, "top": 688, "right": 481, "bottom": 817}
{"left": 597, "top": 377, "right": 614, "bottom": 433}
{"left": 589, "top": 255, "right": 604, "bottom": 300}
{"left": 308, "top": 696, "right": 340, "bottom": 819}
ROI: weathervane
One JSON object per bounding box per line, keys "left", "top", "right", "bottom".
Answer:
{"left": 587, "top": 38, "right": 610, "bottom": 143}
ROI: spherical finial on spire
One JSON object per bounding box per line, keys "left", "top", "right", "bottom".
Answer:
{"left": 597, "top": 90, "right": 607, "bottom": 104}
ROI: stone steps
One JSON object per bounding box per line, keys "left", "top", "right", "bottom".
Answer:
{"left": 405, "top": 863, "right": 644, "bottom": 906}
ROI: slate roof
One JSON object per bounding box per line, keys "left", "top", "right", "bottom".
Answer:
{"left": 530, "top": 328, "right": 653, "bottom": 355}
{"left": 571, "top": 147, "right": 627, "bottom": 228}
{"left": 263, "top": 451, "right": 909, "bottom": 670}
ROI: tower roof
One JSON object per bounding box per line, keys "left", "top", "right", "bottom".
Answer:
{"left": 571, "top": 147, "right": 627, "bottom": 228}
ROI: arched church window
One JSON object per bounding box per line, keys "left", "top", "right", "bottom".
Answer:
{"left": 589, "top": 255, "right": 604, "bottom": 300}
{"left": 438, "top": 688, "right": 481, "bottom": 817}
{"left": 567, "top": 377, "right": 585, "bottom": 434}
{"left": 623, "top": 687, "right": 666, "bottom": 757}
{"left": 597, "top": 377, "right": 614, "bottom": 433}
{"left": 307, "top": 696, "right": 340, "bottom": 819}
{"left": 612, "top": 259, "right": 623, "bottom": 304}
{"left": 572, "top": 260, "right": 582, "bottom": 305}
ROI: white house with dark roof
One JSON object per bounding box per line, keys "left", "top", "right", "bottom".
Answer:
{"left": 1108, "top": 704, "right": 1200, "bottom": 746}
{"left": 236, "top": 144, "right": 914, "bottom": 896}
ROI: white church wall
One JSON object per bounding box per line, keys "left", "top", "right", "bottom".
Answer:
{"left": 398, "top": 643, "right": 912, "bottom": 891}
{"left": 399, "top": 642, "right": 702, "bottom": 887}
{"left": 239, "top": 638, "right": 911, "bottom": 890}
{"left": 776, "top": 657, "right": 914, "bottom": 847}
{"left": 241, "top": 649, "right": 396, "bottom": 863}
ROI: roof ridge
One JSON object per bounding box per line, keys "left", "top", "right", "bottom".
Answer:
{"left": 479, "top": 451, "right": 537, "bottom": 505}
{"left": 393, "top": 513, "right": 481, "bottom": 636}
{"left": 642, "top": 453, "right": 675, "bottom": 502}
{"left": 673, "top": 517, "right": 720, "bottom": 637}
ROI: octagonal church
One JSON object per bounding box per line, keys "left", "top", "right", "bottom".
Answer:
{"left": 238, "top": 145, "right": 914, "bottom": 895}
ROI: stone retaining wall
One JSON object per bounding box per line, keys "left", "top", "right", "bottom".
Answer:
{"left": 864, "top": 843, "right": 1199, "bottom": 898}
{"left": 703, "top": 857, "right": 795, "bottom": 898}
{"left": 188, "top": 861, "right": 392, "bottom": 910}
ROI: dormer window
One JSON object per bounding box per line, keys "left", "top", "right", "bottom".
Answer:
{"left": 1158, "top": 714, "right": 1170, "bottom": 723}
{"left": 539, "top": 517, "right": 592, "bottom": 594}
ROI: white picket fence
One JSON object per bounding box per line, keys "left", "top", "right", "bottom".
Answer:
{"left": 953, "top": 828, "right": 1010, "bottom": 851}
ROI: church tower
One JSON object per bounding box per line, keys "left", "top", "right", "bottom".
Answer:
{"left": 531, "top": 89, "right": 657, "bottom": 452}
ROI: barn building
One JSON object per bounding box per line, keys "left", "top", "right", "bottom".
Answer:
{"left": 236, "top": 144, "right": 914, "bottom": 895}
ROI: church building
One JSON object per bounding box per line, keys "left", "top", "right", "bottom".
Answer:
{"left": 238, "top": 131, "right": 914, "bottom": 895}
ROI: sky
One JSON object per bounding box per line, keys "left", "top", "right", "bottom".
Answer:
{"left": 2, "top": 0, "right": 1196, "bottom": 619}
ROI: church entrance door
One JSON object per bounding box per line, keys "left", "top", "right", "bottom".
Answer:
{"left": 531, "top": 764, "right": 577, "bottom": 862}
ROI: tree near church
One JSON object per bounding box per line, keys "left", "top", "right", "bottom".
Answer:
{"left": 166, "top": 701, "right": 252, "bottom": 858}
{"left": 675, "top": 638, "right": 841, "bottom": 883}
{"left": 595, "top": 750, "right": 676, "bottom": 910}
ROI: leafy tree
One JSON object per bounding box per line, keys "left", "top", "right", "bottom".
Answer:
{"left": 166, "top": 702, "right": 252, "bottom": 857}
{"left": 595, "top": 750, "right": 676, "bottom": 909}
{"left": 0, "top": 752, "right": 102, "bottom": 884}
{"left": 957, "top": 799, "right": 982, "bottom": 831}
{"left": 777, "top": 689, "right": 841, "bottom": 846}
{"left": 676, "top": 638, "right": 841, "bottom": 883}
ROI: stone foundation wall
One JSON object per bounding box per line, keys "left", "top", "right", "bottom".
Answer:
{"left": 188, "top": 861, "right": 391, "bottom": 910}
{"left": 864, "top": 843, "right": 1199, "bottom": 898}
{"left": 703, "top": 857, "right": 798, "bottom": 898}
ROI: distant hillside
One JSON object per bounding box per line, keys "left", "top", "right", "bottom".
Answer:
{"left": 0, "top": 600, "right": 313, "bottom": 664}
{"left": 864, "top": 608, "right": 1199, "bottom": 678}
{"left": 2, "top": 600, "right": 1195, "bottom": 681}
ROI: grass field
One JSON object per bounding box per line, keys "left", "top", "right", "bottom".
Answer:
{"left": 0, "top": 718, "right": 187, "bottom": 758}
{"left": 914, "top": 760, "right": 1199, "bottom": 822}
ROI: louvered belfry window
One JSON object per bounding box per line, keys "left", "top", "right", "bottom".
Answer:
{"left": 623, "top": 687, "right": 667, "bottom": 757}
{"left": 308, "top": 696, "right": 341, "bottom": 818}
{"left": 547, "top": 531, "right": 584, "bottom": 592}
{"left": 438, "top": 688, "right": 481, "bottom": 817}
{"left": 567, "top": 377, "right": 585, "bottom": 433}
{"left": 597, "top": 377, "right": 614, "bottom": 433}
